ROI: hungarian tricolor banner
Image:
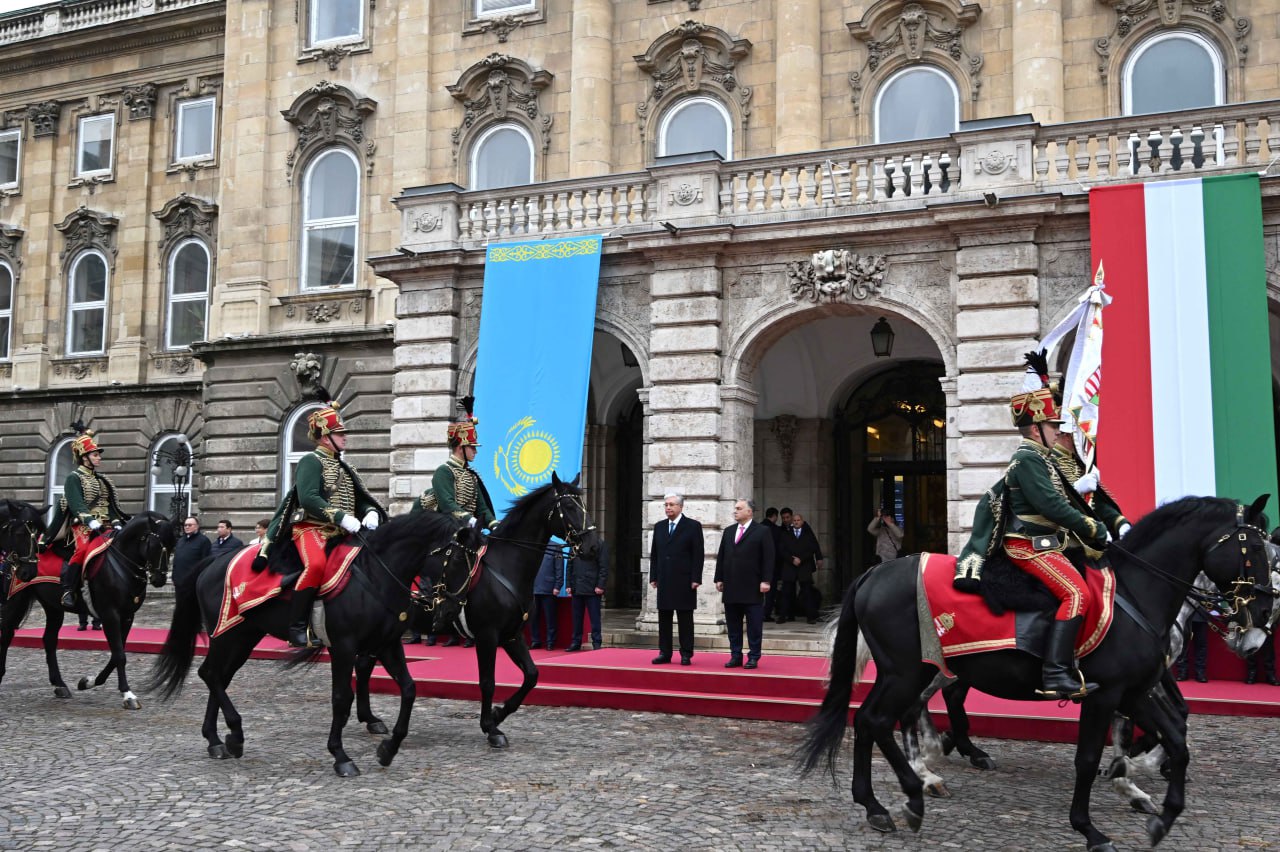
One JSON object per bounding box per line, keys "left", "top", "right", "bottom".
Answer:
{"left": 1090, "top": 173, "right": 1277, "bottom": 519}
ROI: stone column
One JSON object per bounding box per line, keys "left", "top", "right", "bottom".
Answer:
{"left": 1011, "top": 0, "right": 1064, "bottom": 124}
{"left": 637, "top": 231, "right": 731, "bottom": 635}
{"left": 568, "top": 0, "right": 614, "bottom": 177}
{"left": 774, "top": 0, "right": 822, "bottom": 153}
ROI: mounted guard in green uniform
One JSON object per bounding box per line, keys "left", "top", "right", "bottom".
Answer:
{"left": 413, "top": 396, "right": 498, "bottom": 530}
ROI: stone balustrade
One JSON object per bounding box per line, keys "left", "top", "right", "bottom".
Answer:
{"left": 0, "top": 0, "right": 217, "bottom": 45}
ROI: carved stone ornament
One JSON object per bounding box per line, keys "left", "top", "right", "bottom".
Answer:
{"left": 317, "top": 44, "right": 353, "bottom": 72}
{"left": 53, "top": 360, "right": 107, "bottom": 380}
{"left": 54, "top": 206, "right": 118, "bottom": 270}
{"left": 476, "top": 14, "right": 525, "bottom": 43}
{"left": 670, "top": 182, "right": 702, "bottom": 206}
{"left": 634, "top": 22, "right": 753, "bottom": 149}
{"left": 977, "top": 150, "right": 1010, "bottom": 175}
{"left": 289, "top": 351, "right": 324, "bottom": 386}
{"left": 153, "top": 193, "right": 218, "bottom": 260}
{"left": 154, "top": 355, "right": 195, "bottom": 375}
{"left": 448, "top": 54, "right": 554, "bottom": 164}
{"left": 306, "top": 302, "right": 342, "bottom": 323}
{"left": 0, "top": 226, "right": 23, "bottom": 280}
{"left": 412, "top": 212, "right": 442, "bottom": 232}
{"left": 1095, "top": 0, "right": 1250, "bottom": 79}
{"left": 27, "top": 101, "right": 61, "bottom": 138}
{"left": 281, "top": 81, "right": 377, "bottom": 184}
{"left": 786, "top": 250, "right": 888, "bottom": 303}
{"left": 122, "top": 84, "right": 157, "bottom": 121}
{"left": 648, "top": 0, "right": 704, "bottom": 11}
{"left": 847, "top": 1, "right": 983, "bottom": 115}
{"left": 771, "top": 414, "right": 798, "bottom": 483}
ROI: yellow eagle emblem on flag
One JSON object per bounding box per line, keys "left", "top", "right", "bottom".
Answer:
{"left": 494, "top": 416, "right": 561, "bottom": 496}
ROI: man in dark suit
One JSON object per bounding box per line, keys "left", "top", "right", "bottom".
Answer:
{"left": 649, "top": 493, "right": 704, "bottom": 665}
{"left": 714, "top": 498, "right": 774, "bottom": 669}
{"left": 210, "top": 519, "right": 245, "bottom": 559}
{"left": 760, "top": 507, "right": 783, "bottom": 622}
{"left": 782, "top": 512, "right": 824, "bottom": 623}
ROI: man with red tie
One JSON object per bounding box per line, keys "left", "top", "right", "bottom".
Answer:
{"left": 714, "top": 498, "right": 774, "bottom": 669}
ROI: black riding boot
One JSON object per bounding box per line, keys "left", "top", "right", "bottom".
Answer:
{"left": 288, "top": 587, "right": 320, "bottom": 648}
{"left": 1039, "top": 616, "right": 1099, "bottom": 700}
{"left": 60, "top": 561, "right": 83, "bottom": 611}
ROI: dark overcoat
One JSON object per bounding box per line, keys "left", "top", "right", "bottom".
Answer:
{"left": 714, "top": 521, "right": 775, "bottom": 606}
{"left": 649, "top": 516, "right": 704, "bottom": 611}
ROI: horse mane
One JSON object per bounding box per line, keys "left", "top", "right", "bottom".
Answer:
{"left": 366, "top": 508, "right": 463, "bottom": 550}
{"left": 497, "top": 478, "right": 580, "bottom": 534}
{"left": 1118, "top": 496, "right": 1241, "bottom": 555}
{"left": 116, "top": 511, "right": 176, "bottom": 547}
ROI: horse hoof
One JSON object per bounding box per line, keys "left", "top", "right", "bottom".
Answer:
{"left": 334, "top": 760, "right": 361, "bottom": 778}
{"left": 122, "top": 696, "right": 141, "bottom": 710}
{"left": 925, "top": 782, "right": 951, "bottom": 799}
{"left": 77, "top": 677, "right": 91, "bottom": 691}
{"left": 939, "top": 732, "right": 956, "bottom": 756}
{"left": 866, "top": 813, "right": 896, "bottom": 833}
{"left": 366, "top": 721, "right": 389, "bottom": 737}
{"left": 1130, "top": 797, "right": 1158, "bottom": 816}
{"left": 226, "top": 738, "right": 244, "bottom": 759}
{"left": 1146, "top": 815, "right": 1168, "bottom": 846}
{"left": 1088, "top": 843, "right": 1118, "bottom": 852}
{"left": 207, "top": 744, "right": 231, "bottom": 760}
{"left": 377, "top": 741, "right": 395, "bottom": 767}
{"left": 487, "top": 732, "right": 509, "bottom": 749}
{"left": 53, "top": 686, "right": 72, "bottom": 699}
{"left": 970, "top": 756, "right": 997, "bottom": 771}
{"left": 904, "top": 804, "right": 924, "bottom": 833}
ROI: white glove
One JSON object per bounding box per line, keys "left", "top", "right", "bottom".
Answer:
{"left": 362, "top": 510, "right": 380, "bottom": 531}
{"left": 1118, "top": 523, "right": 1131, "bottom": 538}
{"left": 340, "top": 515, "right": 361, "bottom": 534}
{"left": 88, "top": 519, "right": 102, "bottom": 531}
{"left": 1103, "top": 528, "right": 1113, "bottom": 544}
{"left": 1074, "top": 470, "right": 1099, "bottom": 496}
{"left": 467, "top": 517, "right": 478, "bottom": 528}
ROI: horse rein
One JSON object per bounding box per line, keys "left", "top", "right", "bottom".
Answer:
{"left": 482, "top": 491, "right": 597, "bottom": 558}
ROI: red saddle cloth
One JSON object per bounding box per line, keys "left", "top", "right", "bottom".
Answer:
{"left": 918, "top": 552, "right": 1116, "bottom": 676}
{"left": 212, "top": 542, "right": 361, "bottom": 638}
{"left": 9, "top": 549, "right": 64, "bottom": 596}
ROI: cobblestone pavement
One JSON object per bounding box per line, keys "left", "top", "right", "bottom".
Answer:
{"left": 1, "top": 599, "right": 1278, "bottom": 851}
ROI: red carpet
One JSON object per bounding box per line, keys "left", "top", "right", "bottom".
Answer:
{"left": 9, "top": 626, "right": 1278, "bottom": 742}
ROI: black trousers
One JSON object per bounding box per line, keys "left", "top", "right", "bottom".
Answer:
{"left": 571, "top": 594, "right": 602, "bottom": 646}
{"left": 1246, "top": 631, "right": 1276, "bottom": 677}
{"left": 723, "top": 601, "right": 764, "bottom": 661}
{"left": 529, "top": 594, "right": 559, "bottom": 647}
{"left": 658, "top": 608, "right": 694, "bottom": 658}
{"left": 1175, "top": 620, "right": 1209, "bottom": 677}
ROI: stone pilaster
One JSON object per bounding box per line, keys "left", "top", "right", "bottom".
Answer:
{"left": 1012, "top": 0, "right": 1064, "bottom": 124}
{"left": 568, "top": 0, "right": 614, "bottom": 177}
{"left": 774, "top": 0, "right": 822, "bottom": 154}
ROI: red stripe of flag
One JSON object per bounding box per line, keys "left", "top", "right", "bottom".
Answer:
{"left": 1092, "top": 183, "right": 1156, "bottom": 517}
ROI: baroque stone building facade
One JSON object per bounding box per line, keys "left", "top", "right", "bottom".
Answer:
{"left": 1, "top": 0, "right": 1279, "bottom": 634}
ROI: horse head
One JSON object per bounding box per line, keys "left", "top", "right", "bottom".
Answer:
{"left": 0, "top": 499, "right": 48, "bottom": 583}
{"left": 547, "top": 472, "right": 601, "bottom": 560}
{"left": 112, "top": 511, "right": 177, "bottom": 588}
{"left": 1202, "top": 494, "right": 1276, "bottom": 657}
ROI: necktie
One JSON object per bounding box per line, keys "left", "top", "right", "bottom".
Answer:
{"left": 794, "top": 528, "right": 800, "bottom": 538}
{"left": 735, "top": 525, "right": 745, "bottom": 544}
{"left": 669, "top": 521, "right": 675, "bottom": 535}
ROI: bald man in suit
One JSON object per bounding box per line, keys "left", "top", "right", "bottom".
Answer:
{"left": 714, "top": 498, "right": 774, "bottom": 669}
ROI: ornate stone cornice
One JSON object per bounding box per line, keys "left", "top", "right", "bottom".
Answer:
{"left": 847, "top": 1, "right": 983, "bottom": 114}
{"left": 447, "top": 54, "right": 554, "bottom": 163}
{"left": 27, "top": 101, "right": 61, "bottom": 138}
{"left": 1095, "top": 0, "right": 1250, "bottom": 79}
{"left": 54, "top": 206, "right": 118, "bottom": 269}
{"left": 122, "top": 83, "right": 157, "bottom": 121}
{"left": 281, "top": 81, "right": 377, "bottom": 184}
{"left": 633, "top": 21, "right": 753, "bottom": 148}
{"left": 153, "top": 193, "right": 218, "bottom": 260}
{"left": 0, "top": 226, "right": 23, "bottom": 280}
{"left": 786, "top": 250, "right": 887, "bottom": 303}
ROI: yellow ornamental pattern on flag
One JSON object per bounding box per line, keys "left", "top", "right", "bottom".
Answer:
{"left": 487, "top": 238, "right": 601, "bottom": 263}
{"left": 494, "top": 416, "right": 561, "bottom": 496}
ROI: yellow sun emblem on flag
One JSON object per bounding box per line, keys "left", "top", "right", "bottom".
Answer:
{"left": 495, "top": 417, "right": 561, "bottom": 496}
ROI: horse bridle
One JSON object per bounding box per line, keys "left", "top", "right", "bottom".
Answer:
{"left": 547, "top": 491, "right": 596, "bottom": 557}
{"left": 418, "top": 537, "right": 485, "bottom": 613}
{"left": 2, "top": 518, "right": 40, "bottom": 573}
{"left": 1199, "top": 505, "right": 1278, "bottom": 635}
{"left": 107, "top": 519, "right": 171, "bottom": 585}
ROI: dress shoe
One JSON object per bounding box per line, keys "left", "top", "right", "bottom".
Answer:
{"left": 1174, "top": 670, "right": 1188, "bottom": 681}
{"left": 76, "top": 624, "right": 88, "bottom": 632}
{"left": 680, "top": 656, "right": 692, "bottom": 666}
{"left": 403, "top": 633, "right": 422, "bottom": 644}
{"left": 442, "top": 636, "right": 458, "bottom": 647}
{"left": 463, "top": 638, "right": 474, "bottom": 648}
{"left": 744, "top": 660, "right": 759, "bottom": 670}
{"left": 592, "top": 642, "right": 602, "bottom": 651}
{"left": 565, "top": 644, "right": 581, "bottom": 652}
{"left": 724, "top": 657, "right": 743, "bottom": 668}
{"left": 527, "top": 639, "right": 538, "bottom": 650}
{"left": 651, "top": 655, "right": 672, "bottom": 665}
{"left": 1195, "top": 672, "right": 1208, "bottom": 683}
{"left": 544, "top": 643, "right": 554, "bottom": 651}
{"left": 424, "top": 635, "right": 437, "bottom": 646}
{"left": 1268, "top": 673, "right": 1280, "bottom": 686}
{"left": 1246, "top": 671, "right": 1258, "bottom": 684}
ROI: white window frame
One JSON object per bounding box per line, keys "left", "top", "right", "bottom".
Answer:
{"left": 1122, "top": 30, "right": 1224, "bottom": 117}
{"left": 656, "top": 96, "right": 733, "bottom": 160}
{"left": 308, "top": 0, "right": 365, "bottom": 48}
{"left": 174, "top": 96, "right": 217, "bottom": 163}
{"left": 475, "top": 0, "right": 535, "bottom": 18}
{"left": 0, "top": 260, "right": 12, "bottom": 361}
{"left": 281, "top": 403, "right": 323, "bottom": 498}
{"left": 66, "top": 250, "right": 109, "bottom": 356}
{"left": 47, "top": 437, "right": 75, "bottom": 526}
{"left": 149, "top": 434, "right": 195, "bottom": 517}
{"left": 76, "top": 113, "right": 116, "bottom": 178}
{"left": 0, "top": 127, "right": 19, "bottom": 190}
{"left": 300, "top": 147, "right": 360, "bottom": 291}
{"left": 873, "top": 65, "right": 961, "bottom": 144}
{"left": 468, "top": 122, "right": 536, "bottom": 190}
{"left": 165, "top": 239, "right": 211, "bottom": 351}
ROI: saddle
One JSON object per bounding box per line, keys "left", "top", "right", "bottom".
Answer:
{"left": 916, "top": 553, "right": 1115, "bottom": 677}
{"left": 213, "top": 542, "right": 361, "bottom": 638}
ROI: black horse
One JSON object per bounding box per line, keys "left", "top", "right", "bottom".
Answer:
{"left": 429, "top": 472, "right": 601, "bottom": 749}
{"left": 800, "top": 495, "right": 1276, "bottom": 851}
{"left": 1, "top": 508, "right": 172, "bottom": 709}
{"left": 0, "top": 500, "right": 56, "bottom": 691}
{"left": 147, "top": 509, "right": 479, "bottom": 777}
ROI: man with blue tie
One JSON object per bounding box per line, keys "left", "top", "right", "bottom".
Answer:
{"left": 649, "top": 493, "right": 704, "bottom": 665}
{"left": 715, "top": 498, "right": 775, "bottom": 669}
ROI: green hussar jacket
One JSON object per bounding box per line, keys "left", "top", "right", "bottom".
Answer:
{"left": 44, "top": 465, "right": 127, "bottom": 545}
{"left": 1050, "top": 444, "right": 1130, "bottom": 538}
{"left": 261, "top": 446, "right": 384, "bottom": 557}
{"left": 412, "top": 455, "right": 498, "bottom": 529}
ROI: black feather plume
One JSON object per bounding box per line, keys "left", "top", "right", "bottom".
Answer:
{"left": 1023, "top": 349, "right": 1050, "bottom": 383}
{"left": 69, "top": 420, "right": 87, "bottom": 436}
{"left": 310, "top": 383, "right": 333, "bottom": 405}
{"left": 459, "top": 396, "right": 475, "bottom": 417}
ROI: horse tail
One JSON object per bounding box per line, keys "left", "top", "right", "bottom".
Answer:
{"left": 798, "top": 568, "right": 869, "bottom": 781}
{"left": 143, "top": 561, "right": 205, "bottom": 701}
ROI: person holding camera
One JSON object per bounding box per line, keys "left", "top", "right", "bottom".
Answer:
{"left": 866, "top": 508, "right": 903, "bottom": 565}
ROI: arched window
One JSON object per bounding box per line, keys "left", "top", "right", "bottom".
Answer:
{"left": 874, "top": 66, "right": 960, "bottom": 144}
{"left": 1123, "top": 31, "right": 1223, "bottom": 116}
{"left": 46, "top": 438, "right": 75, "bottom": 526}
{"left": 166, "top": 240, "right": 210, "bottom": 350}
{"left": 469, "top": 123, "right": 534, "bottom": 190}
{"left": 657, "top": 97, "right": 731, "bottom": 160}
{"left": 301, "top": 148, "right": 359, "bottom": 291}
{"left": 149, "top": 434, "right": 194, "bottom": 518}
{"left": 281, "top": 404, "right": 323, "bottom": 498}
{"left": 0, "top": 260, "right": 12, "bottom": 361}
{"left": 67, "top": 250, "right": 109, "bottom": 356}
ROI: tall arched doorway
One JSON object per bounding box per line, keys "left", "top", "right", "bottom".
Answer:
{"left": 833, "top": 361, "right": 947, "bottom": 589}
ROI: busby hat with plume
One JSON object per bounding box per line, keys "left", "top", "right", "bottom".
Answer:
{"left": 447, "top": 395, "right": 480, "bottom": 449}
{"left": 1010, "top": 349, "right": 1064, "bottom": 427}
{"left": 69, "top": 419, "right": 101, "bottom": 460}
{"left": 305, "top": 382, "right": 346, "bottom": 441}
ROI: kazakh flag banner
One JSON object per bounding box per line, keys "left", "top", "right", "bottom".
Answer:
{"left": 472, "top": 235, "right": 603, "bottom": 510}
{"left": 1090, "top": 173, "right": 1277, "bottom": 519}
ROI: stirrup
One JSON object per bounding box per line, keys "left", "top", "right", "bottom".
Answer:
{"left": 288, "top": 623, "right": 321, "bottom": 649}
{"left": 1037, "top": 673, "right": 1098, "bottom": 702}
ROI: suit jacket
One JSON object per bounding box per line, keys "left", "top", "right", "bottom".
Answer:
{"left": 210, "top": 534, "right": 245, "bottom": 559}
{"left": 714, "top": 521, "right": 775, "bottom": 606}
{"left": 569, "top": 540, "right": 609, "bottom": 595}
{"left": 781, "top": 523, "right": 823, "bottom": 580}
{"left": 650, "top": 516, "right": 704, "bottom": 611}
